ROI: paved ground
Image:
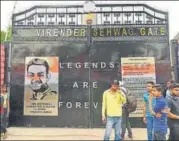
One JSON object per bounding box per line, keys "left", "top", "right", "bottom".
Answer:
{"left": 3, "top": 128, "right": 148, "bottom": 140}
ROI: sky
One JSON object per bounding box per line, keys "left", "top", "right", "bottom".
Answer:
{"left": 1, "top": 1, "right": 179, "bottom": 39}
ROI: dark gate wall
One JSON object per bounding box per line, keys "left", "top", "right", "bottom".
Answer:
{"left": 171, "top": 40, "right": 179, "bottom": 82}
{"left": 11, "top": 3, "right": 170, "bottom": 128}
{"left": 10, "top": 40, "right": 171, "bottom": 127}
{"left": 10, "top": 41, "right": 93, "bottom": 127}
{"left": 90, "top": 41, "right": 171, "bottom": 127}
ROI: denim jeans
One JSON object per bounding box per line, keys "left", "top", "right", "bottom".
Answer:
{"left": 153, "top": 131, "right": 166, "bottom": 140}
{"left": 1, "top": 114, "right": 7, "bottom": 134}
{"left": 146, "top": 117, "right": 154, "bottom": 141}
{"left": 104, "top": 116, "right": 121, "bottom": 141}
{"left": 3, "top": 108, "right": 8, "bottom": 128}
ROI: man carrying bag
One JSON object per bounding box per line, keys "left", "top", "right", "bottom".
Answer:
{"left": 120, "top": 81, "right": 137, "bottom": 140}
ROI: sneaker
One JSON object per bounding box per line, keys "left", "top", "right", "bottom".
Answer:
{"left": 128, "top": 134, "right": 133, "bottom": 139}
{"left": 121, "top": 134, "right": 125, "bottom": 140}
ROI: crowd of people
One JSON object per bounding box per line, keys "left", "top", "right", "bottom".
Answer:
{"left": 0, "top": 85, "right": 9, "bottom": 140}
{"left": 1, "top": 80, "right": 179, "bottom": 140}
{"left": 102, "top": 80, "right": 179, "bottom": 141}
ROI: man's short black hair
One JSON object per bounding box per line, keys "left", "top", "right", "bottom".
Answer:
{"left": 152, "top": 84, "right": 162, "bottom": 92}
{"left": 27, "top": 58, "right": 49, "bottom": 74}
{"left": 147, "top": 81, "right": 155, "bottom": 85}
{"left": 112, "top": 80, "right": 119, "bottom": 85}
{"left": 171, "top": 83, "right": 179, "bottom": 89}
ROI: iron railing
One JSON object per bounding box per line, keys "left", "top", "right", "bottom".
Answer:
{"left": 12, "top": 4, "right": 168, "bottom": 26}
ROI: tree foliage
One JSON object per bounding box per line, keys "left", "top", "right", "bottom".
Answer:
{"left": 1, "top": 26, "right": 12, "bottom": 43}
{"left": 1, "top": 31, "right": 6, "bottom": 43}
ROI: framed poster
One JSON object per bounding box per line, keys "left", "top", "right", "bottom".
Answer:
{"left": 24, "top": 57, "right": 59, "bottom": 116}
{"left": 121, "top": 57, "right": 156, "bottom": 117}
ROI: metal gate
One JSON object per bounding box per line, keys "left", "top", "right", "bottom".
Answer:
{"left": 170, "top": 38, "right": 179, "bottom": 82}
{"left": 10, "top": 3, "right": 171, "bottom": 127}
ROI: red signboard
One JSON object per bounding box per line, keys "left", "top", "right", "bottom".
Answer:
{"left": 0, "top": 44, "right": 5, "bottom": 85}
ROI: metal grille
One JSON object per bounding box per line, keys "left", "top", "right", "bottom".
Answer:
{"left": 12, "top": 4, "right": 168, "bottom": 26}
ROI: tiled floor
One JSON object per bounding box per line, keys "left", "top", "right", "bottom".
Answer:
{"left": 3, "top": 128, "right": 148, "bottom": 140}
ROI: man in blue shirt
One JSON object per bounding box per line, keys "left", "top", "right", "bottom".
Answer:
{"left": 149, "top": 84, "right": 168, "bottom": 140}
{"left": 143, "top": 81, "right": 156, "bottom": 141}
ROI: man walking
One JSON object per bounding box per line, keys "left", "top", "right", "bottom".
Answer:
{"left": 149, "top": 84, "right": 168, "bottom": 140}
{"left": 163, "top": 80, "right": 174, "bottom": 99}
{"left": 102, "top": 80, "right": 126, "bottom": 141}
{"left": 143, "top": 81, "right": 156, "bottom": 141}
{"left": 119, "top": 82, "right": 133, "bottom": 140}
{"left": 166, "top": 83, "right": 179, "bottom": 141}
{"left": 1, "top": 85, "right": 10, "bottom": 128}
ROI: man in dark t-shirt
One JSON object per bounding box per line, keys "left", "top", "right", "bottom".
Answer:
{"left": 166, "top": 83, "right": 179, "bottom": 141}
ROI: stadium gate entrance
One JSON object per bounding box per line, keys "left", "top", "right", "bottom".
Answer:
{"left": 10, "top": 3, "right": 171, "bottom": 127}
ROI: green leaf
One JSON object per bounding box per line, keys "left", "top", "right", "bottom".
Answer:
{"left": 0, "top": 26, "right": 12, "bottom": 43}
